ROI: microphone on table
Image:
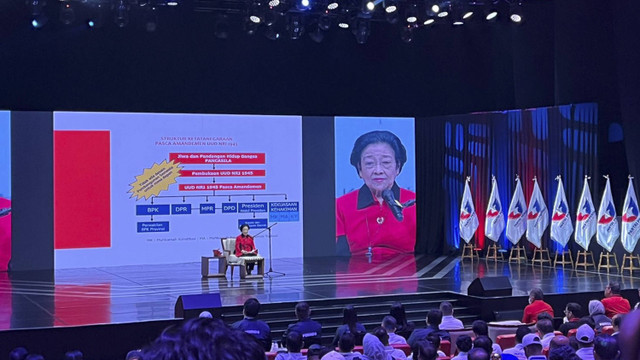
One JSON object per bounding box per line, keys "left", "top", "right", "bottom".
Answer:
{"left": 382, "top": 189, "right": 405, "bottom": 222}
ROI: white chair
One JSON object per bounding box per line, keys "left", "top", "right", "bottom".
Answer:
{"left": 220, "top": 237, "right": 264, "bottom": 279}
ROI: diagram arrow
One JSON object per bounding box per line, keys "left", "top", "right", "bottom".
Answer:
{"left": 228, "top": 196, "right": 231, "bottom": 201}
{"left": 182, "top": 196, "right": 186, "bottom": 203}
{"left": 205, "top": 196, "right": 209, "bottom": 202}
{"left": 151, "top": 197, "right": 154, "bottom": 204}
{"left": 151, "top": 215, "right": 154, "bottom": 221}
{"left": 253, "top": 212, "right": 256, "bottom": 218}
{"left": 284, "top": 194, "right": 287, "bottom": 200}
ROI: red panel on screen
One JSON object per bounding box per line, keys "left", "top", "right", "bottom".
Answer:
{"left": 54, "top": 131, "right": 111, "bottom": 249}
{"left": 54, "top": 283, "right": 111, "bottom": 326}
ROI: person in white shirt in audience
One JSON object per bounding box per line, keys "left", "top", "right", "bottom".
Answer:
{"left": 521, "top": 334, "right": 545, "bottom": 360}
{"left": 373, "top": 326, "right": 407, "bottom": 360}
{"left": 451, "top": 335, "right": 472, "bottom": 360}
{"left": 574, "top": 324, "right": 595, "bottom": 360}
{"left": 276, "top": 331, "right": 307, "bottom": 360}
{"left": 382, "top": 316, "right": 408, "bottom": 345}
{"left": 535, "top": 319, "right": 555, "bottom": 350}
{"left": 502, "top": 325, "right": 531, "bottom": 360}
{"left": 439, "top": 302, "right": 464, "bottom": 330}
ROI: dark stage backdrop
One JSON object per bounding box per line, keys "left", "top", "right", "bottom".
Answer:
{"left": 418, "top": 103, "right": 599, "bottom": 254}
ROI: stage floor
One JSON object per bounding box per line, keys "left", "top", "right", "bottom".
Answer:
{"left": 0, "top": 254, "right": 639, "bottom": 331}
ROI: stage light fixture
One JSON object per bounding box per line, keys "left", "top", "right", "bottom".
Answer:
{"left": 352, "top": 15, "right": 370, "bottom": 44}
{"left": 166, "top": 0, "right": 178, "bottom": 5}
{"left": 400, "top": 25, "right": 413, "bottom": 43}
{"left": 244, "top": 17, "right": 259, "bottom": 35}
{"left": 462, "top": 10, "right": 473, "bottom": 19}
{"left": 214, "top": 14, "right": 230, "bottom": 39}
{"left": 296, "top": 0, "right": 311, "bottom": 10}
{"left": 113, "top": 0, "right": 130, "bottom": 28}
{"left": 431, "top": 4, "right": 439, "bottom": 13}
{"left": 268, "top": 0, "right": 280, "bottom": 7}
{"left": 485, "top": 8, "right": 497, "bottom": 21}
{"left": 405, "top": 4, "right": 417, "bottom": 23}
{"left": 59, "top": 2, "right": 75, "bottom": 25}
{"left": 384, "top": 0, "right": 397, "bottom": 14}
{"left": 327, "top": 1, "right": 339, "bottom": 10}
{"left": 28, "top": 0, "right": 47, "bottom": 29}
{"left": 423, "top": 18, "right": 434, "bottom": 25}
{"left": 509, "top": 3, "right": 522, "bottom": 23}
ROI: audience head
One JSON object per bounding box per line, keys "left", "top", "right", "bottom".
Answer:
{"left": 426, "top": 309, "right": 443, "bottom": 327}
{"left": 612, "top": 313, "right": 624, "bottom": 332}
{"left": 343, "top": 305, "right": 358, "bottom": 326}
{"left": 549, "top": 335, "right": 570, "bottom": 350}
{"left": 594, "top": 334, "right": 619, "bottom": 360}
{"left": 286, "top": 331, "right": 303, "bottom": 353}
{"left": 390, "top": 302, "right": 408, "bottom": 327}
{"left": 25, "top": 355, "right": 44, "bottom": 360}
{"left": 565, "top": 302, "right": 583, "bottom": 320}
{"left": 125, "top": 350, "right": 142, "bottom": 360}
{"left": 515, "top": 325, "right": 531, "bottom": 343}
{"left": 321, "top": 351, "right": 346, "bottom": 360}
{"left": 472, "top": 320, "right": 489, "bottom": 337}
{"left": 605, "top": 282, "right": 621, "bottom": 297}
{"left": 522, "top": 334, "right": 543, "bottom": 357}
{"left": 473, "top": 336, "right": 493, "bottom": 355}
{"left": 338, "top": 332, "right": 356, "bottom": 352}
{"left": 588, "top": 300, "right": 606, "bottom": 316}
{"left": 295, "top": 302, "right": 311, "bottom": 320}
{"left": 9, "top": 347, "right": 28, "bottom": 360}
{"left": 381, "top": 315, "right": 397, "bottom": 333}
{"left": 411, "top": 339, "right": 437, "bottom": 360}
{"left": 64, "top": 350, "right": 83, "bottom": 360}
{"left": 529, "top": 288, "right": 544, "bottom": 303}
{"left": 578, "top": 316, "right": 596, "bottom": 329}
{"left": 198, "top": 311, "right": 213, "bottom": 319}
{"left": 576, "top": 324, "right": 595, "bottom": 348}
{"left": 468, "top": 348, "right": 490, "bottom": 360}
{"left": 363, "top": 333, "right": 387, "bottom": 360}
{"left": 308, "top": 344, "right": 330, "bottom": 360}
{"left": 439, "top": 301, "right": 454, "bottom": 316}
{"left": 456, "top": 335, "right": 473, "bottom": 353}
{"left": 372, "top": 327, "right": 389, "bottom": 346}
{"left": 243, "top": 298, "right": 261, "bottom": 318}
{"left": 535, "top": 318, "right": 553, "bottom": 336}
{"left": 425, "top": 332, "right": 440, "bottom": 349}
{"left": 548, "top": 345, "right": 578, "bottom": 360}
{"left": 619, "top": 309, "right": 640, "bottom": 360}
{"left": 536, "top": 311, "right": 553, "bottom": 321}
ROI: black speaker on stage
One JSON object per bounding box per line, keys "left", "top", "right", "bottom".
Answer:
{"left": 467, "top": 276, "right": 512, "bottom": 297}
{"left": 175, "top": 293, "right": 223, "bottom": 319}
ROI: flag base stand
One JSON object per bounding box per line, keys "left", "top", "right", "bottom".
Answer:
{"left": 509, "top": 244, "right": 527, "bottom": 263}
{"left": 620, "top": 254, "right": 640, "bottom": 274}
{"left": 461, "top": 242, "right": 480, "bottom": 261}
{"left": 575, "top": 250, "right": 596, "bottom": 270}
{"left": 532, "top": 247, "right": 552, "bottom": 265}
{"left": 597, "top": 252, "right": 619, "bottom": 272}
{"left": 485, "top": 243, "right": 504, "bottom": 261}
{"left": 554, "top": 250, "right": 574, "bottom": 267}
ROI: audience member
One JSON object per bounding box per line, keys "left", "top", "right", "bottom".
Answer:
{"left": 409, "top": 340, "right": 437, "bottom": 360}
{"left": 593, "top": 335, "right": 619, "bottom": 360}
{"left": 363, "top": 333, "right": 387, "bottom": 360}
{"left": 523, "top": 288, "right": 554, "bottom": 324}
{"left": 382, "top": 316, "right": 407, "bottom": 345}
{"left": 308, "top": 345, "right": 331, "bottom": 360}
{"left": 333, "top": 305, "right": 366, "bottom": 347}
{"left": 547, "top": 345, "right": 579, "bottom": 360}
{"left": 407, "top": 310, "right": 450, "bottom": 348}
{"left": 578, "top": 317, "right": 596, "bottom": 330}
{"left": 548, "top": 335, "right": 570, "bottom": 351}
{"left": 611, "top": 314, "right": 624, "bottom": 340}
{"left": 25, "top": 355, "right": 44, "bottom": 360}
{"left": 390, "top": 302, "right": 416, "bottom": 340}
{"left": 373, "top": 326, "right": 407, "bottom": 360}
{"left": 467, "top": 348, "right": 490, "bottom": 360}
{"left": 439, "top": 301, "right": 464, "bottom": 330}
{"left": 536, "top": 312, "right": 553, "bottom": 322}
{"left": 232, "top": 298, "right": 272, "bottom": 351}
{"left": 425, "top": 332, "right": 446, "bottom": 358}
{"left": 283, "top": 302, "right": 323, "bottom": 348}
{"left": 473, "top": 337, "right": 494, "bottom": 357}
{"left": 337, "top": 332, "right": 367, "bottom": 360}
{"left": 588, "top": 300, "right": 612, "bottom": 332}
{"left": 601, "top": 282, "right": 630, "bottom": 318}
{"left": 452, "top": 335, "right": 472, "bottom": 360}
{"left": 199, "top": 311, "right": 213, "bottom": 318}
{"left": 502, "top": 325, "right": 530, "bottom": 360}
{"left": 619, "top": 309, "right": 640, "bottom": 360}
{"left": 559, "top": 303, "right": 583, "bottom": 336}
{"left": 472, "top": 320, "right": 502, "bottom": 354}
{"left": 9, "top": 347, "right": 28, "bottom": 360}
{"left": 276, "top": 331, "right": 306, "bottom": 360}
{"left": 322, "top": 351, "right": 346, "bottom": 360}
{"left": 521, "top": 334, "right": 544, "bottom": 360}
{"left": 535, "top": 319, "right": 554, "bottom": 350}
{"left": 64, "top": 350, "right": 83, "bottom": 360}
{"left": 574, "top": 324, "right": 595, "bottom": 360}
{"left": 125, "top": 350, "right": 142, "bottom": 360}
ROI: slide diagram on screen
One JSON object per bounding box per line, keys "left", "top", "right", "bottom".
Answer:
{"left": 54, "top": 112, "right": 303, "bottom": 268}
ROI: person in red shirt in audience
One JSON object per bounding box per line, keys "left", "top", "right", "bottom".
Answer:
{"left": 522, "top": 288, "right": 554, "bottom": 324}
{"left": 601, "top": 282, "right": 630, "bottom": 318}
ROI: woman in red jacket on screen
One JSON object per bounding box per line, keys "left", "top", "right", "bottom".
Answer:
{"left": 336, "top": 130, "right": 416, "bottom": 257}
{"left": 236, "top": 224, "right": 258, "bottom": 275}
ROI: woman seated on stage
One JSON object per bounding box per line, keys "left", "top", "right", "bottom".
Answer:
{"left": 236, "top": 224, "right": 258, "bottom": 275}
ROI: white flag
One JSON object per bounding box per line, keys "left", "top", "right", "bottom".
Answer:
{"left": 596, "top": 177, "right": 619, "bottom": 252}
{"left": 550, "top": 176, "right": 573, "bottom": 247}
{"left": 621, "top": 177, "right": 640, "bottom": 253}
{"left": 506, "top": 177, "right": 527, "bottom": 245}
{"left": 485, "top": 176, "right": 505, "bottom": 243}
{"left": 526, "top": 178, "right": 549, "bottom": 248}
{"left": 575, "top": 177, "right": 597, "bottom": 251}
{"left": 459, "top": 178, "right": 479, "bottom": 244}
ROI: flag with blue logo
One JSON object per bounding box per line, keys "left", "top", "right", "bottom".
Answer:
{"left": 506, "top": 177, "right": 527, "bottom": 245}
{"left": 597, "top": 176, "right": 619, "bottom": 253}
{"left": 526, "top": 178, "right": 549, "bottom": 248}
{"left": 621, "top": 176, "right": 640, "bottom": 253}
{"left": 459, "top": 177, "right": 479, "bottom": 244}
{"left": 575, "top": 177, "right": 597, "bottom": 251}
{"left": 485, "top": 176, "right": 505, "bottom": 243}
{"left": 550, "top": 176, "right": 573, "bottom": 247}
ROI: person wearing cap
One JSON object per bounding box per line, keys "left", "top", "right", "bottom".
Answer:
{"left": 587, "top": 300, "right": 612, "bottom": 332}
{"left": 574, "top": 324, "right": 595, "bottom": 360}
{"left": 521, "top": 333, "right": 546, "bottom": 360}
{"left": 559, "top": 303, "right": 583, "bottom": 336}
{"left": 231, "top": 298, "right": 272, "bottom": 351}
{"left": 601, "top": 282, "right": 630, "bottom": 318}
{"left": 503, "top": 325, "right": 531, "bottom": 360}
{"left": 522, "top": 288, "right": 554, "bottom": 324}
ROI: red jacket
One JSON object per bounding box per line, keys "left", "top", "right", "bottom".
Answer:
{"left": 235, "top": 235, "right": 257, "bottom": 257}
{"left": 522, "top": 300, "right": 554, "bottom": 323}
{"left": 602, "top": 295, "right": 630, "bottom": 318}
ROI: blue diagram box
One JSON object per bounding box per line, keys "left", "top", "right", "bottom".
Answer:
{"left": 269, "top": 202, "right": 299, "bottom": 222}
{"left": 239, "top": 202, "right": 268, "bottom": 213}
{"left": 238, "top": 218, "right": 268, "bottom": 229}
{"left": 136, "top": 205, "right": 170, "bottom": 216}
{"left": 222, "top": 203, "right": 238, "bottom": 213}
{"left": 200, "top": 204, "right": 216, "bottom": 214}
{"left": 171, "top": 204, "right": 192, "bottom": 214}
{"left": 137, "top": 222, "right": 169, "bottom": 232}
